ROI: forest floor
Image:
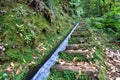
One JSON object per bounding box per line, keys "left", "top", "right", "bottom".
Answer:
{"left": 47, "top": 20, "right": 120, "bottom": 80}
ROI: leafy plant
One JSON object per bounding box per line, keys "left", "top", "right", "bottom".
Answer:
{"left": 59, "top": 51, "right": 87, "bottom": 61}
{"left": 69, "top": 0, "right": 84, "bottom": 16}
{"left": 12, "top": 6, "right": 32, "bottom": 17}
{"left": 99, "top": 67, "right": 107, "bottom": 80}
{"left": 86, "top": 2, "right": 120, "bottom": 42}
{"left": 47, "top": 69, "right": 90, "bottom": 80}
{"left": 0, "top": 73, "right": 8, "bottom": 80}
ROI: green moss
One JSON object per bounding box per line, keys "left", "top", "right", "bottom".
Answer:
{"left": 59, "top": 51, "right": 89, "bottom": 61}
{"left": 93, "top": 49, "right": 104, "bottom": 61}
{"left": 47, "top": 69, "right": 90, "bottom": 80}
{"left": 98, "top": 67, "right": 107, "bottom": 80}
{"left": 0, "top": 0, "right": 75, "bottom": 79}
{"left": 5, "top": 49, "right": 22, "bottom": 61}
{"left": 68, "top": 38, "right": 80, "bottom": 44}
{"left": 13, "top": 68, "right": 28, "bottom": 80}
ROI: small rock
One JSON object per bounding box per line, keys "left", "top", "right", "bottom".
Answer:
{"left": 0, "top": 10, "right": 7, "bottom": 15}
{"left": 116, "top": 77, "right": 120, "bottom": 80}
{"left": 0, "top": 45, "right": 6, "bottom": 51}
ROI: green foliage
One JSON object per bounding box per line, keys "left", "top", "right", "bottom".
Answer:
{"left": 13, "top": 68, "right": 28, "bottom": 80}
{"left": 4, "top": 47, "right": 33, "bottom": 63}
{"left": 59, "top": 51, "right": 87, "bottom": 61}
{"left": 0, "top": 73, "right": 8, "bottom": 80}
{"left": 12, "top": 6, "right": 30, "bottom": 17}
{"left": 1, "top": 0, "right": 120, "bottom": 80}
{"left": 86, "top": 1, "right": 120, "bottom": 42}
{"left": 69, "top": 0, "right": 84, "bottom": 16}
{"left": 93, "top": 48, "right": 104, "bottom": 61}
{"left": 0, "top": 0, "right": 74, "bottom": 80}
{"left": 0, "top": 5, "right": 37, "bottom": 48}
{"left": 78, "top": 0, "right": 117, "bottom": 17}
{"left": 12, "top": 6, "right": 37, "bottom": 45}
{"left": 99, "top": 67, "right": 107, "bottom": 80}
{"left": 47, "top": 69, "right": 90, "bottom": 80}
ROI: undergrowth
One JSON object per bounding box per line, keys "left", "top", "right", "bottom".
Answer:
{"left": 59, "top": 51, "right": 88, "bottom": 61}
{"left": 47, "top": 69, "right": 90, "bottom": 80}
{"left": 0, "top": 0, "right": 77, "bottom": 80}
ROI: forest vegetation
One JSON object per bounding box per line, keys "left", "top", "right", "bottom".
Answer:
{"left": 0, "top": 0, "right": 120, "bottom": 80}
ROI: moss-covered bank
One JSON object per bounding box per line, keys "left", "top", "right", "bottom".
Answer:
{"left": 0, "top": 0, "right": 79, "bottom": 80}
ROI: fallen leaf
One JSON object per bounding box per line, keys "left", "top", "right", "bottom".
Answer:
{"left": 10, "top": 62, "right": 14, "bottom": 67}
{"left": 27, "top": 61, "right": 35, "bottom": 66}
{"left": 16, "top": 66, "right": 22, "bottom": 75}
{"left": 72, "top": 57, "right": 78, "bottom": 62}
{"left": 89, "top": 62, "right": 93, "bottom": 67}
{"left": 116, "top": 77, "right": 120, "bottom": 80}
{"left": 58, "top": 59, "right": 65, "bottom": 65}
{"left": 78, "top": 69, "right": 82, "bottom": 75}
{"left": 6, "top": 66, "right": 13, "bottom": 72}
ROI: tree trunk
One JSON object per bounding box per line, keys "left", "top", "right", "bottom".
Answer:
{"left": 29, "top": 0, "right": 55, "bottom": 22}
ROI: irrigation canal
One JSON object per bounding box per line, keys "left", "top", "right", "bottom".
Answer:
{"left": 29, "top": 20, "right": 120, "bottom": 80}
{"left": 31, "top": 21, "right": 80, "bottom": 80}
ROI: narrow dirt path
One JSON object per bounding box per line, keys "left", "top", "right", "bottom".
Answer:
{"left": 49, "top": 20, "right": 99, "bottom": 79}
{"left": 48, "top": 20, "right": 120, "bottom": 80}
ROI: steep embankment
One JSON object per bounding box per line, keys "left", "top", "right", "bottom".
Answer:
{"left": 0, "top": 0, "right": 77, "bottom": 80}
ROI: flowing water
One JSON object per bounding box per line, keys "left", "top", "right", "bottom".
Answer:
{"left": 32, "top": 22, "right": 80, "bottom": 80}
